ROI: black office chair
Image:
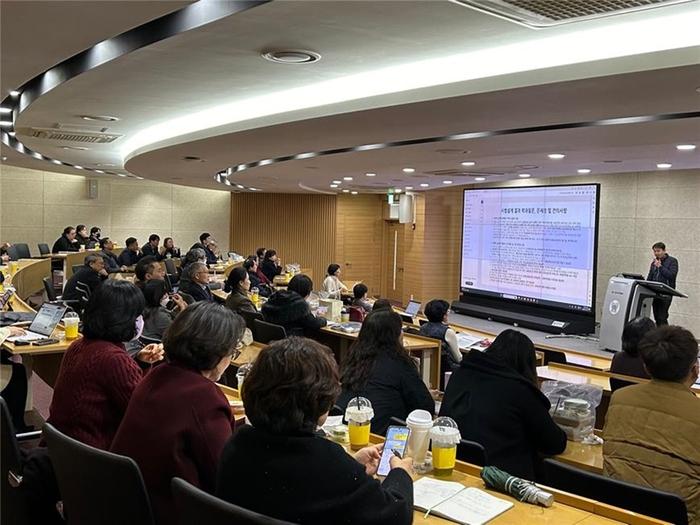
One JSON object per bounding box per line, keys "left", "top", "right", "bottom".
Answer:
{"left": 610, "top": 377, "right": 639, "bottom": 392}
{"left": 1, "top": 398, "right": 42, "bottom": 525}
{"left": 38, "top": 243, "right": 51, "bottom": 256}
{"left": 456, "top": 439, "right": 488, "bottom": 467}
{"left": 171, "top": 477, "right": 295, "bottom": 525}
{"left": 164, "top": 258, "right": 179, "bottom": 284}
{"left": 541, "top": 459, "right": 688, "bottom": 525}
{"left": 418, "top": 319, "right": 428, "bottom": 326}
{"left": 240, "top": 310, "right": 264, "bottom": 340}
{"left": 5, "top": 244, "right": 19, "bottom": 261}
{"left": 253, "top": 319, "right": 287, "bottom": 344}
{"left": 542, "top": 348, "right": 567, "bottom": 365}
{"left": 13, "top": 243, "right": 31, "bottom": 259}
{"left": 43, "top": 276, "right": 79, "bottom": 310}
{"left": 43, "top": 423, "right": 155, "bottom": 525}
{"left": 388, "top": 416, "right": 407, "bottom": 427}
{"left": 329, "top": 404, "right": 344, "bottom": 417}
{"left": 74, "top": 281, "right": 91, "bottom": 314}
{"left": 71, "top": 264, "right": 84, "bottom": 275}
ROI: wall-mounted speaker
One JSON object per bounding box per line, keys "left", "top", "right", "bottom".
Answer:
{"left": 399, "top": 194, "right": 413, "bottom": 224}
{"left": 88, "top": 179, "right": 98, "bottom": 199}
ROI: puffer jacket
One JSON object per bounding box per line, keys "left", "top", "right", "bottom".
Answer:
{"left": 603, "top": 380, "right": 700, "bottom": 524}
{"left": 260, "top": 290, "right": 326, "bottom": 336}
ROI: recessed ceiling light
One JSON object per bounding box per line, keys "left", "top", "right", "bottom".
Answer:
{"left": 51, "top": 159, "right": 62, "bottom": 164}
{"left": 250, "top": 187, "right": 260, "bottom": 191}
{"left": 0, "top": 121, "right": 12, "bottom": 126}
{"left": 420, "top": 183, "right": 429, "bottom": 187}
{"left": 657, "top": 163, "right": 672, "bottom": 169}
{"left": 342, "top": 189, "right": 350, "bottom": 193}
{"left": 403, "top": 168, "right": 415, "bottom": 173}
{"left": 333, "top": 180, "right": 342, "bottom": 184}
{"left": 461, "top": 161, "right": 476, "bottom": 167}
{"left": 365, "top": 172, "right": 376, "bottom": 177}
{"left": 235, "top": 184, "right": 244, "bottom": 189}
{"left": 117, "top": 173, "right": 127, "bottom": 178}
{"left": 443, "top": 180, "right": 453, "bottom": 184}
{"left": 395, "top": 188, "right": 402, "bottom": 193}
{"left": 9, "top": 91, "right": 20, "bottom": 97}
{"left": 518, "top": 173, "right": 531, "bottom": 178}
{"left": 262, "top": 50, "right": 321, "bottom": 64}
{"left": 577, "top": 169, "right": 591, "bottom": 174}
{"left": 97, "top": 163, "right": 115, "bottom": 167}
{"left": 676, "top": 144, "right": 696, "bottom": 151}
{"left": 351, "top": 191, "right": 358, "bottom": 195}
{"left": 475, "top": 177, "right": 486, "bottom": 181}
{"left": 81, "top": 115, "right": 120, "bottom": 122}
{"left": 405, "top": 186, "right": 413, "bottom": 190}
{"left": 61, "top": 146, "right": 90, "bottom": 151}
{"left": 94, "top": 170, "right": 104, "bottom": 174}
{"left": 330, "top": 184, "right": 339, "bottom": 188}
{"left": 548, "top": 154, "right": 566, "bottom": 159}
{"left": 0, "top": 107, "right": 11, "bottom": 114}
{"left": 74, "top": 165, "right": 84, "bottom": 170}
{"left": 1, "top": 156, "right": 7, "bottom": 162}
{"left": 343, "top": 176, "right": 353, "bottom": 181}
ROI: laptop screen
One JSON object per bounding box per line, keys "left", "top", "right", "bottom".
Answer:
{"left": 29, "top": 303, "right": 67, "bottom": 337}
{"left": 404, "top": 300, "right": 421, "bottom": 316}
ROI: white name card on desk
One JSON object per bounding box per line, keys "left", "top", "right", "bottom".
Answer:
{"left": 537, "top": 366, "right": 591, "bottom": 385}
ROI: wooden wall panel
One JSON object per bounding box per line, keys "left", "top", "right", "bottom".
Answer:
{"left": 229, "top": 194, "right": 336, "bottom": 288}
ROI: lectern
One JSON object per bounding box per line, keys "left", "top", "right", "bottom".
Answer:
{"left": 599, "top": 275, "right": 687, "bottom": 352}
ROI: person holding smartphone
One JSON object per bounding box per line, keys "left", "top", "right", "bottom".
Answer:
{"left": 142, "top": 280, "right": 187, "bottom": 340}
{"left": 646, "top": 241, "right": 679, "bottom": 326}
{"left": 216, "top": 337, "right": 414, "bottom": 525}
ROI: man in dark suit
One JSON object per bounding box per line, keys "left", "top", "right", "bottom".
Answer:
{"left": 117, "top": 237, "right": 141, "bottom": 267}
{"left": 141, "top": 234, "right": 163, "bottom": 261}
{"left": 646, "top": 241, "right": 679, "bottom": 326}
{"left": 99, "top": 237, "right": 127, "bottom": 273}
{"left": 62, "top": 253, "right": 108, "bottom": 301}
{"left": 178, "top": 262, "right": 213, "bottom": 302}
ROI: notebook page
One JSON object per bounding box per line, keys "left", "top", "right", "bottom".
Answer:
{"left": 433, "top": 486, "right": 514, "bottom": 525}
{"left": 413, "top": 477, "right": 466, "bottom": 511}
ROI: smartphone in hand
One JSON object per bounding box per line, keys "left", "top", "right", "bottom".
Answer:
{"left": 377, "top": 425, "right": 410, "bottom": 476}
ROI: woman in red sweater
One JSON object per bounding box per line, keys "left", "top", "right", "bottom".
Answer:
{"left": 111, "top": 302, "right": 245, "bottom": 525}
{"left": 47, "top": 280, "right": 164, "bottom": 450}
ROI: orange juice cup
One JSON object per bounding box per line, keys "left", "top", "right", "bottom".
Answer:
{"left": 345, "top": 397, "right": 374, "bottom": 451}
{"left": 429, "top": 417, "right": 461, "bottom": 476}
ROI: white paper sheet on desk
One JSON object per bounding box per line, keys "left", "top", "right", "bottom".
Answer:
{"left": 457, "top": 333, "right": 486, "bottom": 350}
{"left": 321, "top": 415, "right": 344, "bottom": 433}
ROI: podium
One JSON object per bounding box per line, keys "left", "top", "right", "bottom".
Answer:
{"left": 599, "top": 275, "right": 687, "bottom": 352}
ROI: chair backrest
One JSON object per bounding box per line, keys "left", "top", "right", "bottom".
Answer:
{"left": 38, "top": 243, "right": 51, "bottom": 256}
{"left": 610, "top": 377, "right": 639, "bottom": 392}
{"left": 42, "top": 423, "right": 155, "bottom": 525}
{"left": 171, "top": 477, "right": 295, "bottom": 525}
{"left": 541, "top": 459, "right": 688, "bottom": 525}
{"left": 71, "top": 264, "right": 84, "bottom": 275}
{"left": 14, "top": 243, "right": 31, "bottom": 259}
{"left": 43, "top": 276, "right": 58, "bottom": 301}
{"left": 456, "top": 439, "right": 488, "bottom": 467}
{"left": 6, "top": 244, "right": 19, "bottom": 261}
{"left": 542, "top": 348, "right": 567, "bottom": 365}
{"left": 164, "top": 258, "right": 177, "bottom": 275}
{"left": 240, "top": 310, "right": 264, "bottom": 340}
{"left": 1, "top": 398, "right": 29, "bottom": 525}
{"left": 253, "top": 319, "right": 286, "bottom": 344}
{"left": 418, "top": 318, "right": 428, "bottom": 326}
{"left": 347, "top": 306, "right": 365, "bottom": 322}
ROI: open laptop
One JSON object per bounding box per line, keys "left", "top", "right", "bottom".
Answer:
{"left": 7, "top": 302, "right": 67, "bottom": 342}
{"left": 399, "top": 300, "right": 421, "bottom": 324}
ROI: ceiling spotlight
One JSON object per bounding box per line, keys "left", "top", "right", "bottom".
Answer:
{"left": 518, "top": 173, "right": 531, "bottom": 178}
{"left": 475, "top": 177, "right": 486, "bottom": 181}
{"left": 1, "top": 156, "right": 7, "bottom": 162}
{"left": 420, "top": 183, "right": 429, "bottom": 187}
{"left": 405, "top": 186, "right": 413, "bottom": 190}
{"left": 577, "top": 169, "right": 591, "bottom": 174}
{"left": 0, "top": 107, "right": 11, "bottom": 114}
{"left": 81, "top": 115, "right": 120, "bottom": 122}
{"left": 676, "top": 144, "right": 696, "bottom": 151}
{"left": 262, "top": 50, "right": 321, "bottom": 64}
{"left": 351, "top": 191, "right": 358, "bottom": 195}
{"left": 657, "top": 163, "right": 672, "bottom": 169}
{"left": 365, "top": 172, "right": 376, "bottom": 177}
{"left": 74, "top": 165, "right": 84, "bottom": 170}
{"left": 461, "top": 161, "right": 475, "bottom": 167}
{"left": 548, "top": 153, "right": 566, "bottom": 159}
{"left": 250, "top": 188, "right": 260, "bottom": 191}
{"left": 342, "top": 189, "right": 350, "bottom": 193}
{"left": 333, "top": 180, "right": 342, "bottom": 184}
{"left": 330, "top": 184, "right": 339, "bottom": 188}
{"left": 443, "top": 180, "right": 453, "bottom": 184}
{"left": 403, "top": 168, "right": 415, "bottom": 173}
{"left": 94, "top": 170, "right": 104, "bottom": 174}
{"left": 9, "top": 90, "right": 20, "bottom": 97}
{"left": 51, "top": 159, "right": 62, "bottom": 164}
{"left": 343, "top": 176, "right": 353, "bottom": 181}
{"left": 235, "top": 184, "right": 244, "bottom": 189}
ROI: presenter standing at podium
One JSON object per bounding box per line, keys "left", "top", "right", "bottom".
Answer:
{"left": 646, "top": 242, "right": 679, "bottom": 326}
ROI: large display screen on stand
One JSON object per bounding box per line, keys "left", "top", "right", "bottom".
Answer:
{"left": 460, "top": 184, "right": 599, "bottom": 314}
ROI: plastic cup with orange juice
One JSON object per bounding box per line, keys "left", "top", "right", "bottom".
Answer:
{"left": 63, "top": 312, "right": 80, "bottom": 340}
{"left": 345, "top": 397, "right": 374, "bottom": 451}
{"left": 429, "top": 417, "right": 461, "bottom": 476}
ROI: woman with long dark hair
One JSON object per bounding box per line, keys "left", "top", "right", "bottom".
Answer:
{"left": 224, "top": 267, "right": 257, "bottom": 315}
{"left": 337, "top": 309, "right": 434, "bottom": 434}
{"left": 142, "top": 279, "right": 187, "bottom": 340}
{"left": 439, "top": 329, "right": 566, "bottom": 480}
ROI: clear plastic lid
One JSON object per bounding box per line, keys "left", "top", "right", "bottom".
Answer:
{"left": 406, "top": 409, "right": 434, "bottom": 429}
{"left": 344, "top": 396, "right": 374, "bottom": 423}
{"left": 429, "top": 416, "right": 461, "bottom": 445}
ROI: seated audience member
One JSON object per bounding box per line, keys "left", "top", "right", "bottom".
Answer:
{"left": 351, "top": 283, "right": 373, "bottom": 313}
{"left": 372, "top": 298, "right": 393, "bottom": 311}
{"left": 610, "top": 316, "right": 655, "bottom": 379}
{"left": 262, "top": 274, "right": 327, "bottom": 336}
{"left": 419, "top": 299, "right": 462, "bottom": 383}
{"left": 134, "top": 256, "right": 165, "bottom": 287}
{"left": 160, "top": 237, "right": 180, "bottom": 259}
{"left": 142, "top": 280, "right": 187, "bottom": 341}
{"left": 204, "top": 239, "right": 220, "bottom": 265}
{"left": 1, "top": 242, "right": 10, "bottom": 262}
{"left": 322, "top": 263, "right": 349, "bottom": 299}
{"left": 179, "top": 248, "right": 207, "bottom": 288}
{"left": 338, "top": 309, "right": 434, "bottom": 434}
{"left": 89, "top": 226, "right": 101, "bottom": 247}
{"left": 260, "top": 249, "right": 283, "bottom": 282}
{"left": 51, "top": 226, "right": 79, "bottom": 253}
{"left": 75, "top": 224, "right": 92, "bottom": 249}
{"left": 179, "top": 262, "right": 214, "bottom": 303}
{"left": 62, "top": 253, "right": 108, "bottom": 301}
{"left": 440, "top": 329, "right": 566, "bottom": 480}
{"left": 1, "top": 326, "right": 31, "bottom": 431}
{"left": 117, "top": 237, "right": 142, "bottom": 267}
{"left": 190, "top": 232, "right": 210, "bottom": 251}
{"left": 603, "top": 325, "right": 700, "bottom": 524}
{"left": 243, "top": 256, "right": 270, "bottom": 297}
{"left": 141, "top": 234, "right": 163, "bottom": 261}
{"left": 225, "top": 267, "right": 257, "bottom": 315}
{"left": 254, "top": 256, "right": 272, "bottom": 287}
{"left": 99, "top": 237, "right": 127, "bottom": 273}
{"left": 112, "top": 303, "right": 243, "bottom": 525}
{"left": 216, "top": 337, "right": 414, "bottom": 525}
{"left": 47, "top": 280, "right": 164, "bottom": 449}
{"left": 256, "top": 247, "right": 266, "bottom": 260}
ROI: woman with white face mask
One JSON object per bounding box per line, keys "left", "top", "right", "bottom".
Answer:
{"left": 142, "top": 279, "right": 187, "bottom": 341}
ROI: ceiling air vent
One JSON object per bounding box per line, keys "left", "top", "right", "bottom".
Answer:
{"left": 452, "top": 0, "right": 693, "bottom": 28}
{"left": 424, "top": 168, "right": 506, "bottom": 177}
{"left": 25, "top": 127, "right": 123, "bottom": 143}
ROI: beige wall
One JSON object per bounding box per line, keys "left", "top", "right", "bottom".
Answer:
{"left": 0, "top": 165, "right": 231, "bottom": 255}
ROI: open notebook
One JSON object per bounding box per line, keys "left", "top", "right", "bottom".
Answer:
{"left": 413, "top": 477, "right": 513, "bottom": 525}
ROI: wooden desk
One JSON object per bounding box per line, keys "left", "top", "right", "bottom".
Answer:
{"left": 273, "top": 268, "right": 313, "bottom": 287}
{"left": 555, "top": 441, "right": 604, "bottom": 474}
{"left": 230, "top": 342, "right": 265, "bottom": 368}
{"left": 44, "top": 251, "right": 89, "bottom": 287}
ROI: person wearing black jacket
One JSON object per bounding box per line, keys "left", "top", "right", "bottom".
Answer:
{"left": 141, "top": 234, "right": 163, "bottom": 261}
{"left": 646, "top": 241, "right": 679, "bottom": 326}
{"left": 439, "top": 329, "right": 566, "bottom": 480}
{"left": 51, "top": 226, "right": 79, "bottom": 253}
{"left": 261, "top": 274, "right": 326, "bottom": 336}
{"left": 62, "top": 254, "right": 108, "bottom": 301}
{"left": 216, "top": 337, "right": 414, "bottom": 525}
{"left": 117, "top": 237, "right": 142, "bottom": 267}
{"left": 242, "top": 256, "right": 270, "bottom": 297}
{"left": 337, "top": 309, "right": 435, "bottom": 435}
{"left": 99, "top": 238, "right": 127, "bottom": 273}
{"left": 260, "top": 249, "right": 283, "bottom": 282}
